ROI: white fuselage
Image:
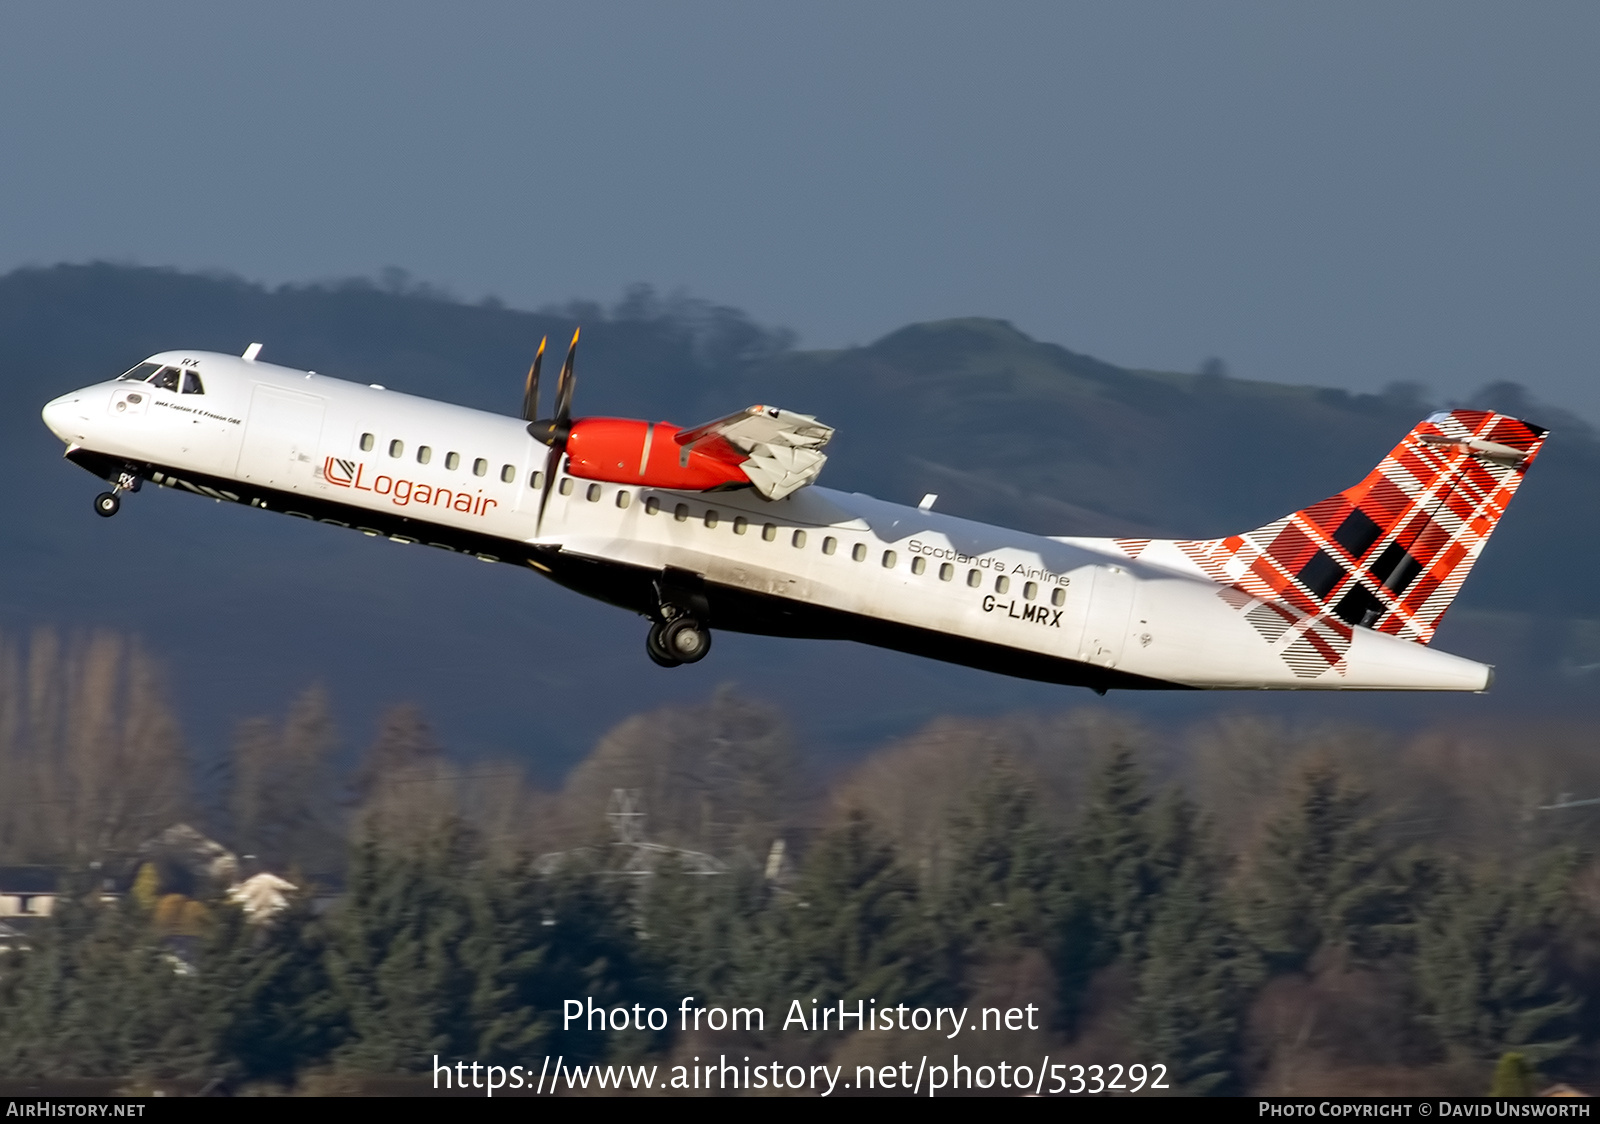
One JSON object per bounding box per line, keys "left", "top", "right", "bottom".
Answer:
{"left": 40, "top": 350, "right": 1492, "bottom": 692}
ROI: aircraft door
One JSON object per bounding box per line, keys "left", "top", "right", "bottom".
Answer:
{"left": 1078, "top": 564, "right": 1136, "bottom": 668}
{"left": 236, "top": 386, "right": 326, "bottom": 489}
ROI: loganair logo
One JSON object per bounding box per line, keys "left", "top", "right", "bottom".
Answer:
{"left": 323, "top": 457, "right": 500, "bottom": 517}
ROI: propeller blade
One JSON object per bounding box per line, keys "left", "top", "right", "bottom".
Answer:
{"left": 529, "top": 326, "right": 580, "bottom": 530}
{"left": 535, "top": 444, "right": 563, "bottom": 532}
{"left": 554, "top": 327, "right": 578, "bottom": 421}
{"left": 521, "top": 336, "right": 546, "bottom": 422}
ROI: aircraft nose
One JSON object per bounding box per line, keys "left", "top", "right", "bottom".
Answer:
{"left": 42, "top": 395, "right": 70, "bottom": 439}
{"left": 41, "top": 391, "right": 88, "bottom": 441}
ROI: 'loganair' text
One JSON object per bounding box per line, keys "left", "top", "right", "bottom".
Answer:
{"left": 324, "top": 458, "right": 499, "bottom": 517}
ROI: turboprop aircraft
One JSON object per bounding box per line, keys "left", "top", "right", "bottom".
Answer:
{"left": 40, "top": 334, "right": 1548, "bottom": 692}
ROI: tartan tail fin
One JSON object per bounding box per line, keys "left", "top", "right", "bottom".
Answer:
{"left": 1179, "top": 410, "right": 1548, "bottom": 644}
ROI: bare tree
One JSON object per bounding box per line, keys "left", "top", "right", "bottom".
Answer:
{"left": 354, "top": 704, "right": 459, "bottom": 849}
{"left": 827, "top": 708, "right": 1142, "bottom": 887}
{"left": 0, "top": 627, "right": 187, "bottom": 865}
{"left": 228, "top": 685, "right": 342, "bottom": 874}
{"left": 558, "top": 687, "right": 805, "bottom": 861}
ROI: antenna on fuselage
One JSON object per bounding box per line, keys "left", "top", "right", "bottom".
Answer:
{"left": 242, "top": 342, "right": 263, "bottom": 362}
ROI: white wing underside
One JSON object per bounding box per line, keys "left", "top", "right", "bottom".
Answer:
{"left": 680, "top": 405, "right": 834, "bottom": 500}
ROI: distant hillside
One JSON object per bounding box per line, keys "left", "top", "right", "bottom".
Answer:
{"left": 1, "top": 264, "right": 1593, "bottom": 774}
{"left": 743, "top": 318, "right": 1596, "bottom": 610}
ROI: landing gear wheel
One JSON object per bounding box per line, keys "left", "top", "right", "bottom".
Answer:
{"left": 94, "top": 492, "right": 120, "bottom": 518}
{"left": 646, "top": 621, "right": 681, "bottom": 667}
{"left": 662, "top": 618, "right": 711, "bottom": 664}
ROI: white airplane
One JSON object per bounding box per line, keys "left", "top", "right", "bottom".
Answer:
{"left": 41, "top": 335, "right": 1547, "bottom": 692}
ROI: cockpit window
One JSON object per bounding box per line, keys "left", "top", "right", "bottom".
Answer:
{"left": 147, "top": 366, "right": 180, "bottom": 391}
{"left": 119, "top": 362, "right": 160, "bottom": 381}
{"left": 180, "top": 371, "right": 204, "bottom": 395}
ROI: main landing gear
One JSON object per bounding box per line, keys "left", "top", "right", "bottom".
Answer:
{"left": 646, "top": 616, "right": 712, "bottom": 667}
{"left": 646, "top": 570, "right": 712, "bottom": 667}
{"left": 94, "top": 468, "right": 143, "bottom": 518}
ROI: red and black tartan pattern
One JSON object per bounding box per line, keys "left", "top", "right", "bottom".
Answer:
{"left": 1160, "top": 410, "right": 1547, "bottom": 678}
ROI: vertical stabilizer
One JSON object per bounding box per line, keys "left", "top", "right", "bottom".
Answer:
{"left": 1176, "top": 410, "right": 1548, "bottom": 647}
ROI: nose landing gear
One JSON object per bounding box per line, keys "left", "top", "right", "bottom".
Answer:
{"left": 645, "top": 616, "right": 712, "bottom": 667}
{"left": 93, "top": 468, "right": 143, "bottom": 518}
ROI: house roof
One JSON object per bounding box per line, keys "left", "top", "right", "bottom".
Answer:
{"left": 228, "top": 872, "right": 297, "bottom": 918}
{"left": 0, "top": 867, "right": 58, "bottom": 894}
{"left": 1541, "top": 1084, "right": 1591, "bottom": 1098}
{"left": 139, "top": 823, "right": 238, "bottom": 884}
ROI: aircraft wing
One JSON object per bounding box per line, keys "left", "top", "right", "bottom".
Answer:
{"left": 675, "top": 405, "right": 834, "bottom": 500}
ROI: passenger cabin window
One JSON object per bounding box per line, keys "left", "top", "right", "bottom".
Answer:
{"left": 120, "top": 363, "right": 160, "bottom": 381}
{"left": 500, "top": 464, "right": 515, "bottom": 484}
{"left": 445, "top": 452, "right": 460, "bottom": 470}
{"left": 911, "top": 556, "right": 925, "bottom": 575}
{"left": 559, "top": 478, "right": 574, "bottom": 496}
{"left": 674, "top": 504, "right": 689, "bottom": 521}
{"left": 473, "top": 458, "right": 488, "bottom": 477}
{"left": 389, "top": 439, "right": 404, "bottom": 458}
{"left": 939, "top": 563, "right": 954, "bottom": 581}
{"left": 792, "top": 530, "right": 807, "bottom": 548}
{"left": 733, "top": 516, "right": 748, "bottom": 535}
{"left": 418, "top": 446, "right": 432, "bottom": 464}
{"left": 881, "top": 550, "right": 896, "bottom": 568}
{"left": 704, "top": 510, "right": 719, "bottom": 529}
{"left": 644, "top": 497, "right": 660, "bottom": 515}
{"left": 360, "top": 433, "right": 376, "bottom": 452}
{"left": 616, "top": 490, "right": 630, "bottom": 509}
{"left": 851, "top": 543, "right": 867, "bottom": 562}
{"left": 967, "top": 569, "right": 982, "bottom": 587}
{"left": 762, "top": 523, "right": 776, "bottom": 542}
{"left": 822, "top": 536, "right": 837, "bottom": 555}
{"left": 1052, "top": 587, "right": 1067, "bottom": 607}
{"left": 586, "top": 483, "right": 601, "bottom": 502}
{"left": 148, "top": 366, "right": 180, "bottom": 391}
{"left": 995, "top": 575, "right": 1010, "bottom": 594}
{"left": 180, "top": 371, "right": 204, "bottom": 395}
{"left": 529, "top": 470, "right": 543, "bottom": 489}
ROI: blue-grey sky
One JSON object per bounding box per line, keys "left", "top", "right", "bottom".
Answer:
{"left": 4, "top": 3, "right": 1597, "bottom": 417}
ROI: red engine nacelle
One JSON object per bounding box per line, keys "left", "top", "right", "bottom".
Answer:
{"left": 563, "top": 418, "right": 750, "bottom": 491}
